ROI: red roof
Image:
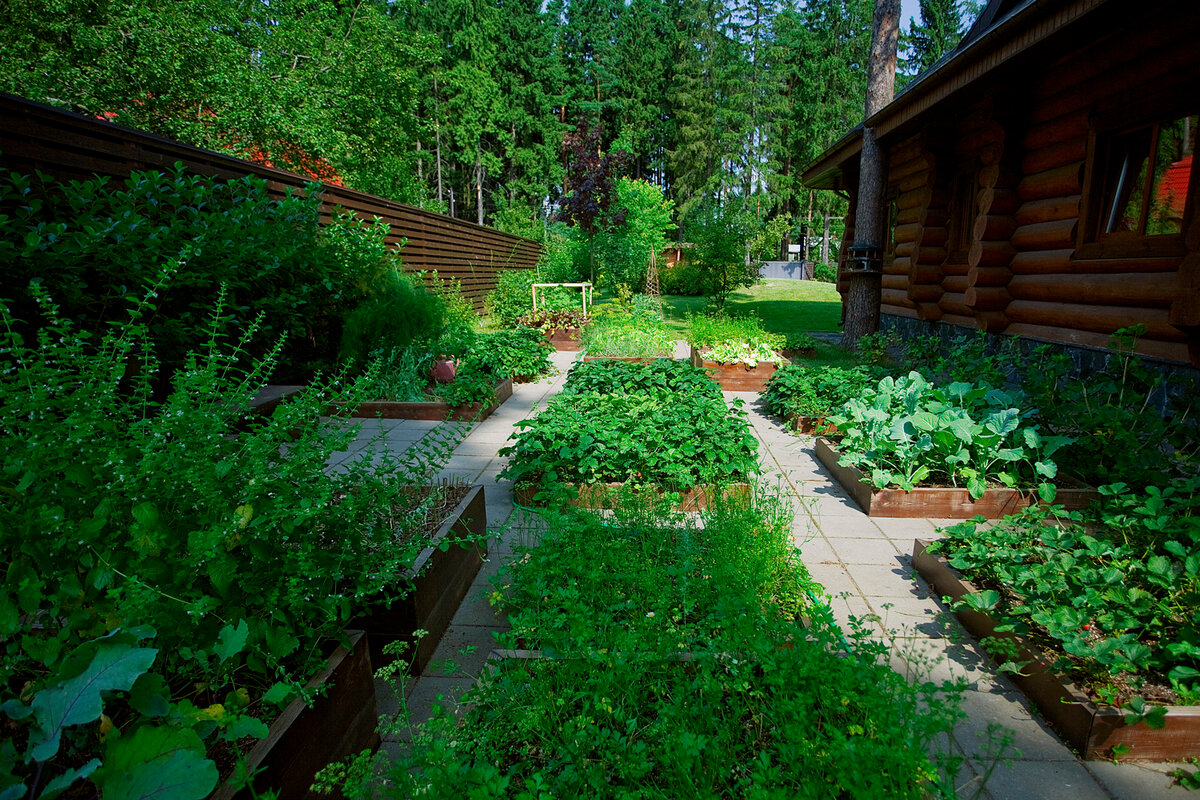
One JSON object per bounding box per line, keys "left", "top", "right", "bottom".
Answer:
{"left": 1157, "top": 154, "right": 1192, "bottom": 218}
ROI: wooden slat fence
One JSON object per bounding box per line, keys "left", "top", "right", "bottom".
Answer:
{"left": 0, "top": 93, "right": 540, "bottom": 307}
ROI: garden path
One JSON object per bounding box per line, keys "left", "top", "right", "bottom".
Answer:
{"left": 337, "top": 347, "right": 1187, "bottom": 798}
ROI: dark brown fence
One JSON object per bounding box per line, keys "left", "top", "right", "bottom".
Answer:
{"left": 0, "top": 93, "right": 540, "bottom": 307}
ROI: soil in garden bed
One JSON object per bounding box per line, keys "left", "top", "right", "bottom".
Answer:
{"left": 815, "top": 437, "right": 1098, "bottom": 519}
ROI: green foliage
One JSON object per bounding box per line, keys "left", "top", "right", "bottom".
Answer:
{"left": 748, "top": 215, "right": 794, "bottom": 261}
{"left": 486, "top": 270, "right": 581, "bottom": 328}
{"left": 580, "top": 303, "right": 676, "bottom": 358}
{"left": 686, "top": 203, "right": 760, "bottom": 306}
{"left": 688, "top": 310, "right": 784, "bottom": 365}
{"left": 0, "top": 289, "right": 460, "bottom": 793}
{"left": 928, "top": 475, "right": 1200, "bottom": 703}
{"left": 784, "top": 332, "right": 821, "bottom": 352}
{"left": 0, "top": 166, "right": 391, "bottom": 379}
{"left": 337, "top": 492, "right": 967, "bottom": 798}
{"left": 812, "top": 261, "right": 838, "bottom": 283}
{"left": 466, "top": 328, "right": 555, "bottom": 381}
{"left": 1017, "top": 327, "right": 1198, "bottom": 490}
{"left": 562, "top": 359, "right": 724, "bottom": 401}
{"left": 829, "top": 372, "right": 1072, "bottom": 500}
{"left": 499, "top": 380, "right": 759, "bottom": 502}
{"left": 593, "top": 178, "right": 676, "bottom": 292}
{"left": 339, "top": 270, "right": 447, "bottom": 368}
{"left": 902, "top": 330, "right": 1021, "bottom": 387}
{"left": 763, "top": 364, "right": 882, "bottom": 421}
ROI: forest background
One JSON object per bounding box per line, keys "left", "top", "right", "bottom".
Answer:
{"left": 1, "top": 0, "right": 979, "bottom": 280}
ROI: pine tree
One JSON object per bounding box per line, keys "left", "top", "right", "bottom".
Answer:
{"left": 905, "top": 0, "right": 965, "bottom": 76}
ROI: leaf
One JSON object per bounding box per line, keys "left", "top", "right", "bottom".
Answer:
{"left": 959, "top": 590, "right": 1001, "bottom": 613}
{"left": 129, "top": 673, "right": 171, "bottom": 718}
{"left": 29, "top": 641, "right": 158, "bottom": 761}
{"left": 39, "top": 759, "right": 101, "bottom": 800}
{"left": 262, "top": 683, "right": 294, "bottom": 706}
{"left": 1038, "top": 482, "right": 1057, "bottom": 503}
{"left": 1147, "top": 555, "right": 1172, "bottom": 577}
{"left": 985, "top": 408, "right": 1020, "bottom": 437}
{"left": 220, "top": 715, "right": 269, "bottom": 741}
{"left": 94, "top": 726, "right": 217, "bottom": 800}
{"left": 967, "top": 474, "right": 987, "bottom": 500}
{"left": 213, "top": 620, "right": 249, "bottom": 663}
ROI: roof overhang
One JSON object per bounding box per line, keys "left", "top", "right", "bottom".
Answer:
{"left": 801, "top": 0, "right": 1115, "bottom": 187}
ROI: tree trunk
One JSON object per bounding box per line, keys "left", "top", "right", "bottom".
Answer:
{"left": 804, "top": 191, "right": 814, "bottom": 260}
{"left": 475, "top": 145, "right": 484, "bottom": 227}
{"left": 434, "top": 75, "right": 443, "bottom": 207}
{"left": 843, "top": 0, "right": 900, "bottom": 349}
{"left": 821, "top": 210, "right": 830, "bottom": 265}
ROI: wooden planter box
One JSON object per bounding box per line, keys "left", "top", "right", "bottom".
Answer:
{"left": 342, "top": 378, "right": 512, "bottom": 422}
{"left": 814, "top": 437, "right": 1098, "bottom": 518}
{"left": 353, "top": 485, "right": 488, "bottom": 674}
{"left": 912, "top": 540, "right": 1200, "bottom": 761}
{"left": 513, "top": 481, "right": 751, "bottom": 512}
{"left": 785, "top": 414, "right": 838, "bottom": 436}
{"left": 212, "top": 630, "right": 378, "bottom": 800}
{"left": 689, "top": 346, "right": 779, "bottom": 392}
{"left": 545, "top": 327, "right": 584, "bottom": 352}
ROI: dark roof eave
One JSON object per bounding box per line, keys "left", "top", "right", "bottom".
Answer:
{"left": 801, "top": 125, "right": 863, "bottom": 189}
{"left": 802, "top": 0, "right": 1109, "bottom": 187}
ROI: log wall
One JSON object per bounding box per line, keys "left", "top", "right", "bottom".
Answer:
{"left": 0, "top": 94, "right": 541, "bottom": 308}
{"left": 870, "top": 1, "right": 1200, "bottom": 366}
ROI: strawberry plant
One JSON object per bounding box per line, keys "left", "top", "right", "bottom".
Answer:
{"left": 927, "top": 475, "right": 1200, "bottom": 705}
{"left": 762, "top": 364, "right": 882, "bottom": 421}
{"left": 563, "top": 358, "right": 723, "bottom": 400}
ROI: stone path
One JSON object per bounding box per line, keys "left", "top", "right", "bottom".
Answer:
{"left": 342, "top": 347, "right": 1188, "bottom": 798}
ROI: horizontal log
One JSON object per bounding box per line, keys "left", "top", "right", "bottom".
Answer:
{"left": 1010, "top": 249, "right": 1074, "bottom": 275}
{"left": 897, "top": 188, "right": 931, "bottom": 211}
{"left": 882, "top": 288, "right": 916, "bottom": 309}
{"left": 910, "top": 263, "right": 943, "bottom": 285}
{"left": 967, "top": 266, "right": 1014, "bottom": 289}
{"left": 889, "top": 152, "right": 929, "bottom": 182}
{"left": 886, "top": 256, "right": 912, "bottom": 275}
{"left": 1008, "top": 272, "right": 1180, "bottom": 308}
{"left": 898, "top": 169, "right": 929, "bottom": 194}
{"left": 895, "top": 240, "right": 916, "bottom": 259}
{"left": 1012, "top": 218, "right": 1078, "bottom": 251}
{"left": 989, "top": 187, "right": 1021, "bottom": 216}
{"left": 942, "top": 275, "right": 969, "bottom": 293}
{"left": 969, "top": 240, "right": 1016, "bottom": 268}
{"left": 915, "top": 302, "right": 944, "bottom": 322}
{"left": 896, "top": 205, "right": 924, "bottom": 226}
{"left": 1018, "top": 162, "right": 1084, "bottom": 202}
{"left": 1005, "top": 323, "right": 1189, "bottom": 361}
{"left": 1022, "top": 108, "right": 1092, "bottom": 151}
{"left": 938, "top": 292, "right": 972, "bottom": 317}
{"left": 1168, "top": 288, "right": 1200, "bottom": 326}
{"left": 895, "top": 222, "right": 923, "bottom": 244}
{"left": 1015, "top": 195, "right": 1081, "bottom": 227}
{"left": 908, "top": 284, "right": 945, "bottom": 302}
{"left": 914, "top": 246, "right": 948, "bottom": 266}
{"left": 919, "top": 227, "right": 949, "bottom": 249}
{"left": 954, "top": 124, "right": 1004, "bottom": 158}
{"left": 883, "top": 304, "right": 920, "bottom": 320}
{"left": 975, "top": 214, "right": 1017, "bottom": 243}
{"left": 890, "top": 135, "right": 924, "bottom": 165}
{"left": 965, "top": 287, "right": 1012, "bottom": 312}
{"left": 882, "top": 274, "right": 909, "bottom": 291}
{"left": 939, "top": 313, "right": 978, "bottom": 328}
{"left": 1021, "top": 138, "right": 1088, "bottom": 176}
{"left": 976, "top": 311, "right": 1011, "bottom": 332}
{"left": 1006, "top": 300, "right": 1186, "bottom": 341}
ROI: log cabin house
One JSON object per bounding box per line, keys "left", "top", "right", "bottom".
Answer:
{"left": 802, "top": 0, "right": 1200, "bottom": 369}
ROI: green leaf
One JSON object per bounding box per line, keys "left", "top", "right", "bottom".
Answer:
{"left": 959, "top": 590, "right": 1001, "bottom": 613}
{"left": 1038, "top": 482, "right": 1057, "bottom": 503}
{"left": 221, "top": 715, "right": 269, "bottom": 741}
{"left": 262, "top": 683, "right": 294, "bottom": 706}
{"left": 39, "top": 759, "right": 101, "bottom": 800}
{"left": 129, "top": 673, "right": 171, "bottom": 718}
{"left": 967, "top": 474, "right": 987, "bottom": 500}
{"left": 213, "top": 620, "right": 249, "bottom": 663}
{"left": 94, "top": 726, "right": 217, "bottom": 800}
{"left": 29, "top": 641, "right": 158, "bottom": 761}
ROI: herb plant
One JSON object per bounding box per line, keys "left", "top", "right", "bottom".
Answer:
{"left": 828, "top": 371, "right": 1072, "bottom": 500}
{"left": 688, "top": 311, "right": 785, "bottom": 366}
{"left": 0, "top": 288, "right": 460, "bottom": 795}
{"left": 579, "top": 307, "right": 675, "bottom": 358}
{"left": 762, "top": 364, "right": 881, "bottom": 422}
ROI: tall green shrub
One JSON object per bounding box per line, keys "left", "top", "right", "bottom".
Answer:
{"left": 338, "top": 269, "right": 447, "bottom": 367}
{"left": 593, "top": 178, "right": 676, "bottom": 292}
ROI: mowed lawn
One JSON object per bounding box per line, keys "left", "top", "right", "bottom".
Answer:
{"left": 657, "top": 279, "right": 842, "bottom": 338}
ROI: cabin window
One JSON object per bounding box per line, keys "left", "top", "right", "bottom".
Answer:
{"left": 1085, "top": 113, "right": 1196, "bottom": 250}
{"left": 947, "top": 171, "right": 977, "bottom": 260}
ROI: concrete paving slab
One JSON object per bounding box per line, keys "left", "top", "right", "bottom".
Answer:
{"left": 871, "top": 516, "right": 941, "bottom": 542}
{"left": 979, "top": 759, "right": 1110, "bottom": 800}
{"left": 843, "top": 562, "right": 924, "bottom": 599}
{"left": 425, "top": 625, "right": 503, "bottom": 678}
{"left": 795, "top": 535, "right": 838, "bottom": 566}
{"left": 829, "top": 536, "right": 903, "bottom": 565}
{"left": 954, "top": 690, "right": 1077, "bottom": 762}
{"left": 813, "top": 515, "right": 889, "bottom": 539}
{"left": 1086, "top": 761, "right": 1193, "bottom": 799}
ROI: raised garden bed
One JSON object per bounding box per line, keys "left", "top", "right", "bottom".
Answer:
{"left": 912, "top": 540, "right": 1200, "bottom": 761}
{"left": 341, "top": 378, "right": 512, "bottom": 421}
{"left": 545, "top": 326, "right": 584, "bottom": 352}
{"left": 785, "top": 414, "right": 838, "bottom": 436}
{"left": 690, "top": 345, "right": 779, "bottom": 391}
{"left": 815, "top": 437, "right": 1098, "bottom": 518}
{"left": 353, "top": 485, "right": 488, "bottom": 674}
{"left": 212, "top": 630, "right": 379, "bottom": 800}
{"left": 513, "top": 481, "right": 751, "bottom": 512}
